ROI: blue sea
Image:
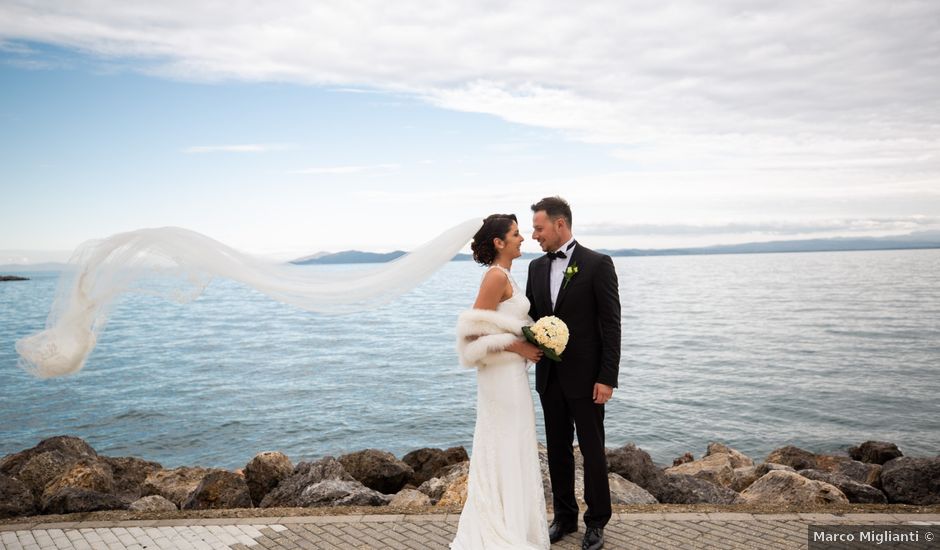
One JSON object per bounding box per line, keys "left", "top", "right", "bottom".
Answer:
{"left": 2, "top": 249, "right": 939, "bottom": 470}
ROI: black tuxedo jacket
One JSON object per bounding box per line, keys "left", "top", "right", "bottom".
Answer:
{"left": 526, "top": 243, "right": 621, "bottom": 398}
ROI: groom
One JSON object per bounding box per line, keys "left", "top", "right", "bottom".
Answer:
{"left": 525, "top": 196, "right": 621, "bottom": 550}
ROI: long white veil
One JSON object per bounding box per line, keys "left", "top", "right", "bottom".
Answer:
{"left": 15, "top": 218, "right": 483, "bottom": 378}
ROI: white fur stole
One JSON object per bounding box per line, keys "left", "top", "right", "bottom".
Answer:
{"left": 455, "top": 308, "right": 531, "bottom": 368}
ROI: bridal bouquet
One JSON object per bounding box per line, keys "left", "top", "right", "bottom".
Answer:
{"left": 522, "top": 316, "right": 569, "bottom": 362}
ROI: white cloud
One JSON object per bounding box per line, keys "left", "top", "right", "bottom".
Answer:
{"left": 580, "top": 216, "right": 940, "bottom": 237}
{"left": 2, "top": 2, "right": 936, "bottom": 153}
{"left": 2, "top": 0, "right": 938, "bottom": 246}
{"left": 290, "top": 163, "right": 400, "bottom": 175}
{"left": 0, "top": 39, "right": 35, "bottom": 54}
{"left": 183, "top": 143, "right": 294, "bottom": 154}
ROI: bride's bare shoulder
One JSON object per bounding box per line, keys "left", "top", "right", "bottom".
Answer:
{"left": 473, "top": 266, "right": 511, "bottom": 309}
{"left": 479, "top": 266, "right": 509, "bottom": 287}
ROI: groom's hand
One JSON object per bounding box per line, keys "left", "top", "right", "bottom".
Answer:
{"left": 593, "top": 383, "right": 613, "bottom": 404}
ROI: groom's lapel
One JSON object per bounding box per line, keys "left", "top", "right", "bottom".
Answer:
{"left": 538, "top": 257, "right": 553, "bottom": 315}
{"left": 552, "top": 244, "right": 581, "bottom": 313}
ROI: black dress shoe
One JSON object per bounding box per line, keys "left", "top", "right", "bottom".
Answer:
{"left": 582, "top": 526, "right": 604, "bottom": 550}
{"left": 548, "top": 519, "right": 578, "bottom": 543}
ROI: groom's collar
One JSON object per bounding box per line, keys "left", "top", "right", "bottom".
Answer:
{"left": 551, "top": 237, "right": 576, "bottom": 255}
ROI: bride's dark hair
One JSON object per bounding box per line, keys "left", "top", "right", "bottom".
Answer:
{"left": 471, "top": 214, "right": 518, "bottom": 266}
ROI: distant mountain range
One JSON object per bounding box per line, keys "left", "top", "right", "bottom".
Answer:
{"left": 290, "top": 230, "right": 940, "bottom": 265}
{"left": 4, "top": 232, "right": 939, "bottom": 272}
{"left": 598, "top": 230, "right": 940, "bottom": 257}
{"left": 291, "top": 250, "right": 412, "bottom": 264}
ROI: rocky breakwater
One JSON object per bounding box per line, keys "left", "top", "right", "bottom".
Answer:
{"left": 2, "top": 436, "right": 938, "bottom": 519}
{"left": 0, "top": 437, "right": 469, "bottom": 519}
{"left": 606, "top": 440, "right": 939, "bottom": 507}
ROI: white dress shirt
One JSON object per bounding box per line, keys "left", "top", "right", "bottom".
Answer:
{"left": 549, "top": 236, "right": 577, "bottom": 309}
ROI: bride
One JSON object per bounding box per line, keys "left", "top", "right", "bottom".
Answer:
{"left": 452, "top": 214, "right": 550, "bottom": 550}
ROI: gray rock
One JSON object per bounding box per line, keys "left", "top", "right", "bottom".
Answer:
{"left": 606, "top": 443, "right": 663, "bottom": 491}
{"left": 436, "top": 470, "right": 469, "bottom": 508}
{"left": 338, "top": 449, "right": 414, "bottom": 494}
{"left": 389, "top": 488, "right": 432, "bottom": 508}
{"left": 417, "top": 461, "right": 469, "bottom": 505}
{"left": 100, "top": 456, "right": 163, "bottom": 501}
{"left": 731, "top": 466, "right": 757, "bottom": 493}
{"left": 880, "top": 457, "right": 940, "bottom": 505}
{"left": 41, "top": 458, "right": 114, "bottom": 505}
{"left": 765, "top": 446, "right": 817, "bottom": 471}
{"left": 739, "top": 470, "right": 848, "bottom": 506}
{"left": 672, "top": 453, "right": 694, "bottom": 467}
{"left": 41, "top": 487, "right": 128, "bottom": 515}
{"left": 706, "top": 442, "right": 755, "bottom": 469}
{"left": 181, "top": 470, "right": 252, "bottom": 510}
{"left": 798, "top": 469, "right": 886, "bottom": 504}
{"left": 244, "top": 451, "right": 293, "bottom": 506}
{"left": 608, "top": 473, "right": 658, "bottom": 505}
{"left": 260, "top": 457, "right": 354, "bottom": 508}
{"left": 141, "top": 467, "right": 213, "bottom": 508}
{"left": 815, "top": 455, "right": 882, "bottom": 488}
{"left": 572, "top": 446, "right": 587, "bottom": 507}
{"left": 665, "top": 453, "right": 735, "bottom": 488}
{"left": 128, "top": 495, "right": 178, "bottom": 512}
{"left": 537, "top": 444, "right": 554, "bottom": 508}
{"left": 0, "top": 473, "right": 36, "bottom": 518}
{"left": 35, "top": 436, "right": 98, "bottom": 458}
{"left": 651, "top": 473, "right": 739, "bottom": 504}
{"left": 759, "top": 462, "right": 796, "bottom": 475}
{"left": 15, "top": 451, "right": 79, "bottom": 498}
{"left": 298, "top": 479, "right": 392, "bottom": 507}
{"left": 732, "top": 463, "right": 795, "bottom": 492}
{"left": 849, "top": 441, "right": 903, "bottom": 465}
{"left": 0, "top": 436, "right": 97, "bottom": 478}
{"left": 402, "top": 447, "right": 468, "bottom": 486}
{"left": 416, "top": 477, "right": 447, "bottom": 503}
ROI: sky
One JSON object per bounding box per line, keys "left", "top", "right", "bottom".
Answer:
{"left": 1, "top": 1, "right": 939, "bottom": 263}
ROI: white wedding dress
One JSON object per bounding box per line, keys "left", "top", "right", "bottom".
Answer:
{"left": 451, "top": 266, "right": 550, "bottom": 550}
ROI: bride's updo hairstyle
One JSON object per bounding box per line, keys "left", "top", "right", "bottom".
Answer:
{"left": 471, "top": 214, "right": 517, "bottom": 266}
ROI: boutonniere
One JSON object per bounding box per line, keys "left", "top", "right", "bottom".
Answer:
{"left": 563, "top": 262, "right": 579, "bottom": 289}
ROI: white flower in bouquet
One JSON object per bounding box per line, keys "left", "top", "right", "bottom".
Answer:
{"left": 523, "top": 315, "right": 569, "bottom": 361}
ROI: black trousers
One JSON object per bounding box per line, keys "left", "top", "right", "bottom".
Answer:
{"left": 539, "top": 366, "right": 611, "bottom": 528}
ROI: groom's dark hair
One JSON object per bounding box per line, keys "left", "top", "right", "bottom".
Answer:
{"left": 531, "top": 196, "right": 572, "bottom": 228}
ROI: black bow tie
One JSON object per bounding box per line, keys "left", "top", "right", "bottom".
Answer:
{"left": 548, "top": 241, "right": 575, "bottom": 261}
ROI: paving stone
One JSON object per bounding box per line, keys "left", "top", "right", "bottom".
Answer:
{"left": 3, "top": 512, "right": 933, "bottom": 549}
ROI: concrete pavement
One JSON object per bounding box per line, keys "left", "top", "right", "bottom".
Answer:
{"left": 3, "top": 512, "right": 939, "bottom": 549}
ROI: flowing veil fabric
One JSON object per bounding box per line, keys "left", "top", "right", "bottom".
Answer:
{"left": 16, "top": 218, "right": 483, "bottom": 378}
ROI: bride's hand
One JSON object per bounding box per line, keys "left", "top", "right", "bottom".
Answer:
{"left": 508, "top": 340, "right": 543, "bottom": 362}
